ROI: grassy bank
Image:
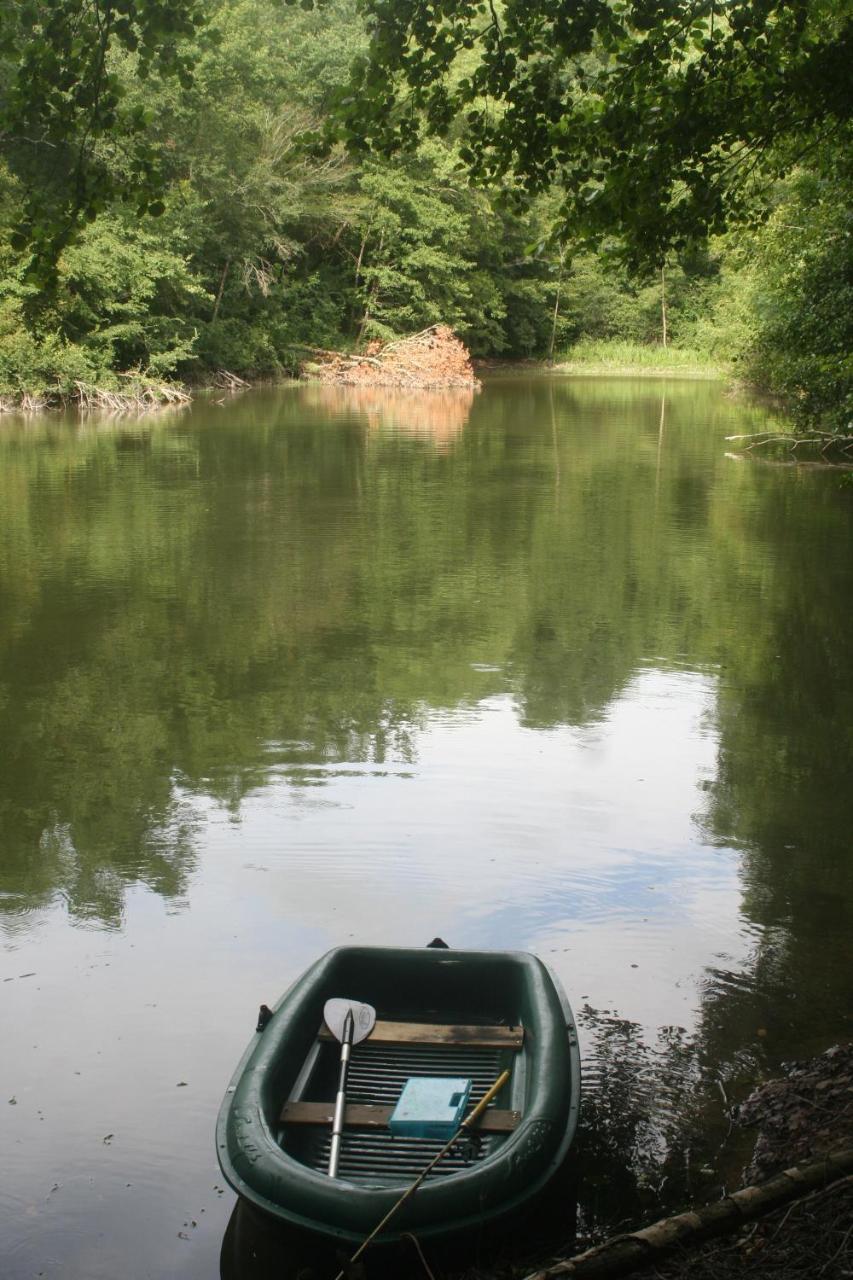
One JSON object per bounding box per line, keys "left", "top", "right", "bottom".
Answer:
{"left": 553, "top": 339, "right": 725, "bottom": 379}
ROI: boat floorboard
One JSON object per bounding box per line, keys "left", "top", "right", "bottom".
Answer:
{"left": 281, "top": 1038, "right": 511, "bottom": 1184}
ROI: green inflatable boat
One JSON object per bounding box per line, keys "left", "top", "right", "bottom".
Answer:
{"left": 217, "top": 945, "right": 581, "bottom": 1243}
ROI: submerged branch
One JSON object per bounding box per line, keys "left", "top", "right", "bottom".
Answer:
{"left": 725, "top": 430, "right": 853, "bottom": 464}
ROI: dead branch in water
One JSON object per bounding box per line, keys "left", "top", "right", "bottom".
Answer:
{"left": 725, "top": 430, "right": 853, "bottom": 461}
{"left": 726, "top": 452, "right": 853, "bottom": 470}
{"left": 75, "top": 379, "right": 190, "bottom": 413}
{"left": 213, "top": 368, "right": 250, "bottom": 391}
{"left": 726, "top": 432, "right": 853, "bottom": 443}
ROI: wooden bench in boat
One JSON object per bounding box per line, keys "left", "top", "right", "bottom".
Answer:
{"left": 316, "top": 1019, "right": 524, "bottom": 1050}
{"left": 280, "top": 1100, "right": 521, "bottom": 1133}
{"left": 280, "top": 1019, "right": 524, "bottom": 1134}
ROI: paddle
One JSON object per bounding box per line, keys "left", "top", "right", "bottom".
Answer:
{"left": 323, "top": 998, "right": 377, "bottom": 1178}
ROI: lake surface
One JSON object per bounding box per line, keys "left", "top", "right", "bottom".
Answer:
{"left": 1, "top": 376, "right": 851, "bottom": 1279}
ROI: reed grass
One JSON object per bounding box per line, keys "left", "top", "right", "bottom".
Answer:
{"left": 556, "top": 339, "right": 724, "bottom": 377}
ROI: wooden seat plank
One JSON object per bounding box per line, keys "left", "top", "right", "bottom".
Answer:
{"left": 280, "top": 1100, "right": 521, "bottom": 1133}
{"left": 317, "top": 1019, "right": 523, "bottom": 1050}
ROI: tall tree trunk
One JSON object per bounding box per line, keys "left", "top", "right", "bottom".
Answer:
{"left": 660, "top": 266, "right": 668, "bottom": 348}
{"left": 356, "top": 230, "right": 384, "bottom": 349}
{"left": 547, "top": 245, "right": 567, "bottom": 365}
{"left": 354, "top": 230, "right": 369, "bottom": 285}
{"left": 212, "top": 259, "right": 231, "bottom": 323}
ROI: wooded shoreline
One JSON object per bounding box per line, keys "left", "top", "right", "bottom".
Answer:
{"left": 0, "top": 348, "right": 729, "bottom": 416}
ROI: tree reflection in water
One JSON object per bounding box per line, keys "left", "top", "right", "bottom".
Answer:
{"left": 0, "top": 379, "right": 851, "bottom": 1267}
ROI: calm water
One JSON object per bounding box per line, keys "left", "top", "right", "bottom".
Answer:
{"left": 1, "top": 376, "right": 851, "bottom": 1279}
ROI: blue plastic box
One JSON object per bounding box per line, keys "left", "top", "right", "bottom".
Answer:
{"left": 389, "top": 1076, "right": 472, "bottom": 1140}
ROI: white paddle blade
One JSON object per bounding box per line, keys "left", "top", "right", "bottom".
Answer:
{"left": 324, "top": 998, "right": 376, "bottom": 1045}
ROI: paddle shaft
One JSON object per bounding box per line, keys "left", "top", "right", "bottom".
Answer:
{"left": 328, "top": 1008, "right": 354, "bottom": 1178}
{"left": 334, "top": 1068, "right": 511, "bottom": 1278}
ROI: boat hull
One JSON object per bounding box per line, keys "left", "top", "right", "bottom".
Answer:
{"left": 217, "top": 946, "right": 581, "bottom": 1243}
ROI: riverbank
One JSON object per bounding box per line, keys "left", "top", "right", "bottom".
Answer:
{"left": 469, "top": 1043, "right": 853, "bottom": 1280}
{"left": 0, "top": 339, "right": 724, "bottom": 414}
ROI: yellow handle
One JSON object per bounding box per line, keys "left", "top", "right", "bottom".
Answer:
{"left": 461, "top": 1068, "right": 511, "bottom": 1129}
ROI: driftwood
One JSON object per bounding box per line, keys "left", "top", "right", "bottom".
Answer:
{"left": 75, "top": 378, "right": 190, "bottom": 413}
{"left": 523, "top": 1148, "right": 853, "bottom": 1280}
{"left": 213, "top": 368, "right": 250, "bottom": 390}
{"left": 725, "top": 431, "right": 853, "bottom": 459}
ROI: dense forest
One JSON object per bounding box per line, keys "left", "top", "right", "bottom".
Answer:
{"left": 0, "top": 0, "right": 850, "bottom": 429}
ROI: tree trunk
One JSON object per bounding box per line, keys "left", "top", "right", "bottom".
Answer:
{"left": 356, "top": 230, "right": 385, "bottom": 349}
{"left": 354, "top": 230, "right": 369, "bottom": 284}
{"left": 547, "top": 245, "right": 567, "bottom": 365}
{"left": 660, "top": 265, "right": 668, "bottom": 348}
{"left": 211, "top": 259, "right": 231, "bottom": 323}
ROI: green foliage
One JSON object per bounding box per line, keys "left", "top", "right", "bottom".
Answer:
{"left": 737, "top": 172, "right": 853, "bottom": 433}
{"left": 0, "top": 206, "right": 204, "bottom": 394}
{"left": 0, "top": 323, "right": 97, "bottom": 397}
{"left": 0, "top": 0, "right": 848, "bottom": 428}
{"left": 0, "top": 0, "right": 208, "bottom": 260}
{"left": 333, "top": 0, "right": 852, "bottom": 269}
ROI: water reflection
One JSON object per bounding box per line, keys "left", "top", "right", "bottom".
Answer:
{"left": 301, "top": 383, "right": 476, "bottom": 448}
{"left": 1, "top": 377, "right": 852, "bottom": 1277}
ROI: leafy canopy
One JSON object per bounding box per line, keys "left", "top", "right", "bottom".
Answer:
{"left": 0, "top": 0, "right": 207, "bottom": 258}
{"left": 327, "top": 0, "right": 852, "bottom": 266}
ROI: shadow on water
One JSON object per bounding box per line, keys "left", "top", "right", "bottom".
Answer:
{"left": 219, "top": 1160, "right": 579, "bottom": 1280}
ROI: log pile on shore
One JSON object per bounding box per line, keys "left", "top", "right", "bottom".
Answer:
{"left": 299, "top": 325, "right": 480, "bottom": 390}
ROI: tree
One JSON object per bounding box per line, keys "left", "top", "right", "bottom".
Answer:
{"left": 329, "top": 0, "right": 852, "bottom": 267}
{"left": 0, "top": 0, "right": 207, "bottom": 259}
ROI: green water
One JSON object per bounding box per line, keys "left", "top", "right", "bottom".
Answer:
{"left": 1, "top": 377, "right": 851, "bottom": 1277}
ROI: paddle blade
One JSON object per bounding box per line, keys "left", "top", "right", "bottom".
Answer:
{"left": 324, "top": 998, "right": 376, "bottom": 1045}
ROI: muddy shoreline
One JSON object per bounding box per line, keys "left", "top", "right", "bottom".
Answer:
{"left": 488, "top": 1043, "right": 853, "bottom": 1280}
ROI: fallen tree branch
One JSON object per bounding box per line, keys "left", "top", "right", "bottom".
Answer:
{"left": 379, "top": 323, "right": 444, "bottom": 353}
{"left": 523, "top": 1148, "right": 853, "bottom": 1280}
{"left": 287, "top": 343, "right": 384, "bottom": 368}
{"left": 725, "top": 432, "right": 853, "bottom": 443}
{"left": 213, "top": 368, "right": 250, "bottom": 390}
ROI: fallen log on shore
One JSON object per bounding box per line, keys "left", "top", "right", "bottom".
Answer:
{"left": 524, "top": 1148, "right": 853, "bottom": 1280}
